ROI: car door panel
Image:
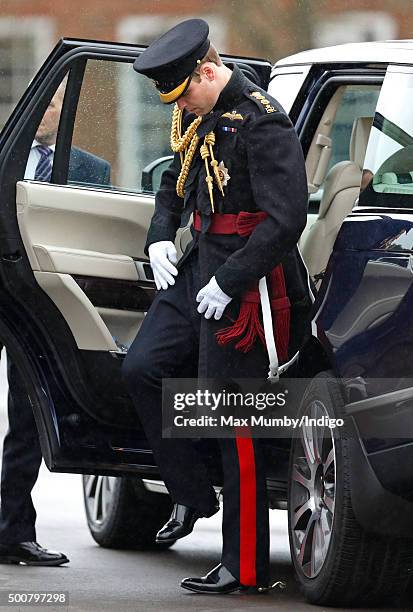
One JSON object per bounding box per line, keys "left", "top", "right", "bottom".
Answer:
{"left": 17, "top": 182, "right": 155, "bottom": 262}
{"left": 17, "top": 181, "right": 156, "bottom": 351}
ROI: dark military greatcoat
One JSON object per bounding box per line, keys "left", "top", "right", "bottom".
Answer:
{"left": 145, "top": 64, "right": 312, "bottom": 378}
{"left": 124, "top": 63, "right": 312, "bottom": 588}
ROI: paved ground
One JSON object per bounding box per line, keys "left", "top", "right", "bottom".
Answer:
{"left": 0, "top": 350, "right": 403, "bottom": 611}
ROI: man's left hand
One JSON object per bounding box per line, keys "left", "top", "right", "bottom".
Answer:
{"left": 196, "top": 276, "right": 232, "bottom": 320}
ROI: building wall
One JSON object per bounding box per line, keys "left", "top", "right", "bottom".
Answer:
{"left": 0, "top": 0, "right": 412, "bottom": 125}
{"left": 0, "top": 0, "right": 411, "bottom": 58}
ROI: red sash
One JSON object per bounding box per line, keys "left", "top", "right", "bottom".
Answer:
{"left": 193, "top": 211, "right": 290, "bottom": 361}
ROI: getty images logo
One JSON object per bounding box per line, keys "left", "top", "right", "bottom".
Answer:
{"left": 173, "top": 389, "right": 287, "bottom": 412}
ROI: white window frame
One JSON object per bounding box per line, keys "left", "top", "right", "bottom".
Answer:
{"left": 0, "top": 17, "right": 55, "bottom": 125}
{"left": 314, "top": 11, "right": 397, "bottom": 48}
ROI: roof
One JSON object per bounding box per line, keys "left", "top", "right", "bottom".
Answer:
{"left": 274, "top": 40, "right": 413, "bottom": 68}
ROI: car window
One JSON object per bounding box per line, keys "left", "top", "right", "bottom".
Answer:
{"left": 327, "top": 85, "right": 380, "bottom": 170}
{"left": 359, "top": 65, "right": 413, "bottom": 208}
{"left": 69, "top": 59, "right": 172, "bottom": 193}
{"left": 299, "top": 81, "right": 381, "bottom": 261}
{"left": 305, "top": 83, "right": 380, "bottom": 208}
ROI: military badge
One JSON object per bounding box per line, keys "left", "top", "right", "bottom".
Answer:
{"left": 250, "top": 91, "right": 277, "bottom": 113}
{"left": 222, "top": 110, "right": 243, "bottom": 120}
{"left": 217, "top": 161, "right": 230, "bottom": 187}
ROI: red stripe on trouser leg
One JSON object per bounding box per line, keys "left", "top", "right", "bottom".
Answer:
{"left": 235, "top": 435, "right": 257, "bottom": 586}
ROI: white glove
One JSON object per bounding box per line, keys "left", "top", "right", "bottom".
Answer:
{"left": 196, "top": 276, "right": 232, "bottom": 320}
{"left": 148, "top": 241, "right": 178, "bottom": 290}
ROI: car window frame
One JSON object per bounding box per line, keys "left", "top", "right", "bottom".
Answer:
{"left": 51, "top": 58, "right": 87, "bottom": 185}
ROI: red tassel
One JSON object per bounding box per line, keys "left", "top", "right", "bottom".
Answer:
{"left": 215, "top": 301, "right": 253, "bottom": 347}
{"left": 216, "top": 289, "right": 266, "bottom": 353}
{"left": 215, "top": 264, "right": 292, "bottom": 358}
{"left": 270, "top": 265, "right": 286, "bottom": 296}
{"left": 270, "top": 265, "right": 290, "bottom": 362}
{"left": 275, "top": 307, "right": 290, "bottom": 362}
{"left": 234, "top": 301, "right": 266, "bottom": 352}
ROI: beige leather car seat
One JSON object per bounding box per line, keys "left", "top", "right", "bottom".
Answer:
{"left": 302, "top": 116, "right": 373, "bottom": 284}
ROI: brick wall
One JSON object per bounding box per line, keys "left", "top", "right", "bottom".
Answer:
{"left": 1, "top": 0, "right": 412, "bottom": 59}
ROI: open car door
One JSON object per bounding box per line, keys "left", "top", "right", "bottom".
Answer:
{"left": 0, "top": 39, "right": 272, "bottom": 475}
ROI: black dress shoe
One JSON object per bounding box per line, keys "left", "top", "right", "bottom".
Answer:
{"left": 181, "top": 563, "right": 261, "bottom": 594}
{"left": 0, "top": 542, "right": 69, "bottom": 566}
{"left": 156, "top": 503, "right": 218, "bottom": 544}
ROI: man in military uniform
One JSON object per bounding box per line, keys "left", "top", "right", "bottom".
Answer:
{"left": 124, "top": 19, "right": 311, "bottom": 594}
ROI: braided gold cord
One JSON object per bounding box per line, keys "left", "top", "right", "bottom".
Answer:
{"left": 176, "top": 133, "right": 200, "bottom": 198}
{"left": 170, "top": 105, "right": 202, "bottom": 152}
{"left": 200, "top": 135, "right": 214, "bottom": 212}
{"left": 200, "top": 141, "right": 209, "bottom": 160}
{"left": 170, "top": 104, "right": 203, "bottom": 198}
{"left": 169, "top": 107, "right": 222, "bottom": 207}
{"left": 204, "top": 132, "right": 215, "bottom": 146}
{"left": 178, "top": 107, "right": 184, "bottom": 167}
{"left": 205, "top": 132, "right": 224, "bottom": 197}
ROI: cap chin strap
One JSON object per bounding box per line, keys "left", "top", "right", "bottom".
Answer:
{"left": 159, "top": 76, "right": 191, "bottom": 104}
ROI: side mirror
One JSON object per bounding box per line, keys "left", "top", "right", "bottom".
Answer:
{"left": 141, "top": 155, "right": 174, "bottom": 193}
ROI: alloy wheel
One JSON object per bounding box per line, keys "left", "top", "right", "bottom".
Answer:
{"left": 83, "top": 475, "right": 118, "bottom": 526}
{"left": 290, "top": 399, "right": 336, "bottom": 578}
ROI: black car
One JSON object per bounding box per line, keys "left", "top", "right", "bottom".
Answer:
{"left": 1, "top": 37, "right": 413, "bottom": 607}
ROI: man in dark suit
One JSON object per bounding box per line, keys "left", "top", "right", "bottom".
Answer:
{"left": 0, "top": 84, "right": 110, "bottom": 565}
{"left": 24, "top": 82, "right": 111, "bottom": 187}
{"left": 68, "top": 148, "right": 111, "bottom": 187}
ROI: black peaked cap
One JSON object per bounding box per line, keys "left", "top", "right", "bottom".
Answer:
{"left": 133, "top": 19, "right": 210, "bottom": 94}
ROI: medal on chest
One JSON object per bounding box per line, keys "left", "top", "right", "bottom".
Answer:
{"left": 217, "top": 161, "right": 230, "bottom": 187}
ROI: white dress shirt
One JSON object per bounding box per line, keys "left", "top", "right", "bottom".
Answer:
{"left": 25, "top": 141, "right": 55, "bottom": 180}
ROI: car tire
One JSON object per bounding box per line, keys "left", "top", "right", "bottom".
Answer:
{"left": 288, "top": 371, "right": 413, "bottom": 607}
{"left": 82, "top": 475, "right": 175, "bottom": 550}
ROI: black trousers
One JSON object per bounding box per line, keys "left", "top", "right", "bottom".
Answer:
{"left": 123, "top": 253, "right": 269, "bottom": 586}
{"left": 0, "top": 354, "right": 42, "bottom": 543}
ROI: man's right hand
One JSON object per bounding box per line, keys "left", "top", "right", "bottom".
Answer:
{"left": 148, "top": 241, "right": 178, "bottom": 290}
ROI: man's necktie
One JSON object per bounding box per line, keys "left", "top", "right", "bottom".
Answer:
{"left": 34, "top": 145, "right": 53, "bottom": 182}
